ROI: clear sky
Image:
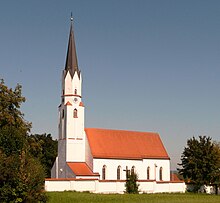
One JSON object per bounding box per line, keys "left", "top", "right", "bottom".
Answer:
{"left": 1, "top": 0, "right": 220, "bottom": 169}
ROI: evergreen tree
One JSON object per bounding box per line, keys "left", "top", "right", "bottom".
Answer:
{"left": 125, "top": 171, "right": 139, "bottom": 194}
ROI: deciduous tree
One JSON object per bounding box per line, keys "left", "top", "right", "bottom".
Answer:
{"left": 212, "top": 141, "right": 220, "bottom": 194}
{"left": 0, "top": 80, "right": 47, "bottom": 202}
{"left": 28, "top": 133, "right": 58, "bottom": 177}
{"left": 178, "top": 136, "right": 220, "bottom": 193}
{"left": 0, "top": 79, "right": 31, "bottom": 131}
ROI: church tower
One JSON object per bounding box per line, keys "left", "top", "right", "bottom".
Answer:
{"left": 52, "top": 18, "right": 87, "bottom": 178}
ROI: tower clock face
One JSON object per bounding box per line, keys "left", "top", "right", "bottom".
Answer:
{"left": 73, "top": 98, "right": 78, "bottom": 103}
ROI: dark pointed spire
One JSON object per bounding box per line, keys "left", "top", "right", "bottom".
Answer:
{"left": 65, "top": 14, "right": 80, "bottom": 78}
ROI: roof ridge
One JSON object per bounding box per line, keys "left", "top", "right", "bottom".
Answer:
{"left": 85, "top": 127, "right": 159, "bottom": 135}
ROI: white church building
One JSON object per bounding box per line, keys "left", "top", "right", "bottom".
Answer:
{"left": 45, "top": 19, "right": 185, "bottom": 193}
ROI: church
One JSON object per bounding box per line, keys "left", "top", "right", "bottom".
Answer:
{"left": 47, "top": 19, "right": 185, "bottom": 193}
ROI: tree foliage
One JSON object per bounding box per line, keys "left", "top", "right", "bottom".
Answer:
{"left": 212, "top": 141, "right": 220, "bottom": 194}
{"left": 28, "top": 133, "right": 58, "bottom": 177}
{"left": 178, "top": 136, "right": 220, "bottom": 192}
{"left": 0, "top": 80, "right": 47, "bottom": 202}
{"left": 0, "top": 79, "right": 31, "bottom": 131}
{"left": 0, "top": 150, "right": 47, "bottom": 202}
{"left": 125, "top": 172, "right": 139, "bottom": 194}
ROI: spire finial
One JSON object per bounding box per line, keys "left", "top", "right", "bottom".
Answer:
{"left": 70, "top": 12, "right": 73, "bottom": 22}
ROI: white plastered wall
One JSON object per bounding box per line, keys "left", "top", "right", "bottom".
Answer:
{"left": 71, "top": 71, "right": 82, "bottom": 96}
{"left": 93, "top": 158, "right": 170, "bottom": 181}
{"left": 57, "top": 140, "right": 67, "bottom": 178}
{"left": 65, "top": 102, "right": 85, "bottom": 162}
{"left": 45, "top": 179, "right": 186, "bottom": 193}
{"left": 85, "top": 133, "right": 93, "bottom": 169}
{"left": 51, "top": 157, "right": 58, "bottom": 178}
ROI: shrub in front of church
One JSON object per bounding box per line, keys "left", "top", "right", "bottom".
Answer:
{"left": 125, "top": 172, "right": 139, "bottom": 194}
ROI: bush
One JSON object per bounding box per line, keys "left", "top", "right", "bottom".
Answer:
{"left": 125, "top": 172, "right": 139, "bottom": 194}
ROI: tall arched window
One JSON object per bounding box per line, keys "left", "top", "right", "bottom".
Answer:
{"left": 74, "top": 89, "right": 77, "bottom": 95}
{"left": 147, "top": 166, "right": 150, "bottom": 180}
{"left": 117, "top": 166, "right": 121, "bottom": 180}
{"left": 73, "top": 109, "right": 78, "bottom": 118}
{"left": 102, "top": 165, "right": 106, "bottom": 180}
{"left": 159, "top": 167, "right": 163, "bottom": 181}
{"left": 62, "top": 90, "right": 65, "bottom": 103}
{"left": 62, "top": 109, "right": 64, "bottom": 118}
{"left": 131, "top": 166, "right": 135, "bottom": 175}
{"left": 126, "top": 166, "right": 129, "bottom": 179}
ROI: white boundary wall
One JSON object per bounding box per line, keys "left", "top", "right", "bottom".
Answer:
{"left": 45, "top": 179, "right": 186, "bottom": 193}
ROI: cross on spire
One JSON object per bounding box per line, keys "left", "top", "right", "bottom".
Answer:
{"left": 70, "top": 12, "right": 73, "bottom": 22}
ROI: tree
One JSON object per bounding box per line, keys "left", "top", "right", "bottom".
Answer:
{"left": 0, "top": 150, "right": 47, "bottom": 202}
{"left": 212, "top": 141, "right": 220, "bottom": 194}
{"left": 0, "top": 79, "right": 31, "bottom": 131}
{"left": 28, "top": 133, "right": 58, "bottom": 177}
{"left": 125, "top": 171, "right": 139, "bottom": 194}
{"left": 178, "top": 136, "right": 220, "bottom": 192}
{"left": 0, "top": 80, "right": 47, "bottom": 202}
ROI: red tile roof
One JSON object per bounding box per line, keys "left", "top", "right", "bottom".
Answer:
{"left": 170, "top": 173, "right": 181, "bottom": 181}
{"left": 65, "top": 101, "right": 72, "bottom": 106}
{"left": 67, "top": 162, "right": 99, "bottom": 176}
{"left": 79, "top": 101, "right": 84, "bottom": 107}
{"left": 85, "top": 128, "right": 169, "bottom": 160}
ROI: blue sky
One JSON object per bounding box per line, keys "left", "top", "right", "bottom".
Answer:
{"left": 1, "top": 0, "right": 220, "bottom": 169}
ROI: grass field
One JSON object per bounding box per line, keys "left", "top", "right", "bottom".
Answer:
{"left": 47, "top": 192, "right": 220, "bottom": 203}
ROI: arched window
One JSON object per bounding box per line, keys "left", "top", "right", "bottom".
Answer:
{"left": 73, "top": 109, "right": 78, "bottom": 118}
{"left": 62, "top": 90, "right": 65, "bottom": 103}
{"left": 131, "top": 166, "right": 135, "bottom": 175}
{"left": 159, "top": 167, "right": 163, "bottom": 181}
{"left": 117, "top": 166, "right": 121, "bottom": 180}
{"left": 126, "top": 166, "right": 129, "bottom": 179}
{"left": 147, "top": 166, "right": 150, "bottom": 180}
{"left": 74, "top": 89, "right": 77, "bottom": 95}
{"left": 62, "top": 109, "right": 64, "bottom": 118}
{"left": 102, "top": 165, "right": 106, "bottom": 180}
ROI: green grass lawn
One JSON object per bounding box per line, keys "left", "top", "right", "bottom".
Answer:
{"left": 47, "top": 192, "right": 220, "bottom": 203}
